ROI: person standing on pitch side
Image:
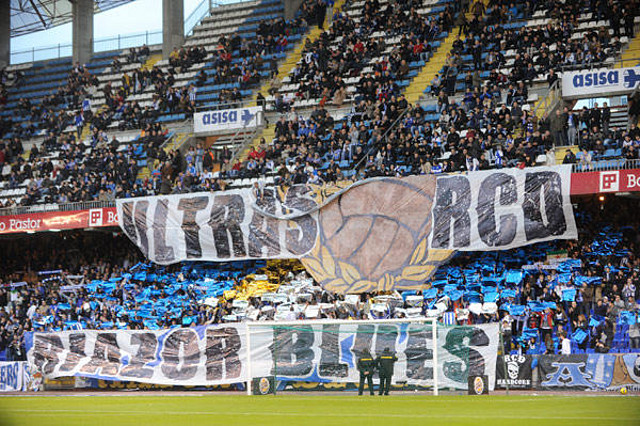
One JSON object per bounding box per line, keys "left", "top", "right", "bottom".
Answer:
{"left": 357, "top": 349, "right": 376, "bottom": 395}
{"left": 376, "top": 347, "right": 398, "bottom": 396}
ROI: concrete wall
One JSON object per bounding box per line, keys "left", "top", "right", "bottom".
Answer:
{"left": 0, "top": 1, "right": 9, "bottom": 68}
{"left": 284, "top": 0, "right": 304, "bottom": 20}
{"left": 163, "top": 0, "right": 185, "bottom": 59}
{"left": 72, "top": 0, "right": 94, "bottom": 65}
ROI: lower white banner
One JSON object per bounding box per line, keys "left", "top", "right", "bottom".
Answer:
{"left": 28, "top": 323, "right": 499, "bottom": 390}
{"left": 0, "top": 361, "right": 31, "bottom": 392}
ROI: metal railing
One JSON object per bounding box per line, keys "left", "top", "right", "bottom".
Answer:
{"left": 559, "top": 56, "right": 640, "bottom": 72}
{"left": 160, "top": 120, "right": 196, "bottom": 151}
{"left": 571, "top": 158, "right": 640, "bottom": 173}
{"left": 9, "top": 0, "right": 257, "bottom": 65}
{"left": 185, "top": 0, "right": 219, "bottom": 37}
{"left": 533, "top": 78, "right": 561, "bottom": 119}
{"left": 195, "top": 99, "right": 249, "bottom": 112}
{"left": 229, "top": 114, "right": 266, "bottom": 161}
{"left": 11, "top": 31, "right": 163, "bottom": 65}
{"left": 0, "top": 200, "right": 115, "bottom": 217}
{"left": 353, "top": 106, "right": 412, "bottom": 171}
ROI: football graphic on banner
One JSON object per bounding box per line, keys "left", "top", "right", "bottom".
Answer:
{"left": 117, "top": 167, "right": 576, "bottom": 294}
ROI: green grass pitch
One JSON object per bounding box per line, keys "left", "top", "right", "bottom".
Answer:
{"left": 0, "top": 394, "right": 638, "bottom": 425}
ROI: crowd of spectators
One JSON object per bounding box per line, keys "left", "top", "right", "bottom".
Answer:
{"left": 0, "top": 0, "right": 331, "bottom": 209}
{"left": 433, "top": 0, "right": 638, "bottom": 98}
{"left": 0, "top": 197, "right": 638, "bottom": 361}
{"left": 2, "top": 93, "right": 639, "bottom": 210}
{"left": 200, "top": 95, "right": 556, "bottom": 187}
{"left": 0, "top": 123, "right": 172, "bottom": 208}
{"left": 548, "top": 104, "right": 640, "bottom": 166}
{"left": 272, "top": 0, "right": 457, "bottom": 112}
{"left": 0, "top": 0, "right": 638, "bottom": 210}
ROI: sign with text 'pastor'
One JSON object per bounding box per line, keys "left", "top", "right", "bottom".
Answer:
{"left": 117, "top": 168, "right": 576, "bottom": 293}
{"left": 0, "top": 207, "right": 118, "bottom": 234}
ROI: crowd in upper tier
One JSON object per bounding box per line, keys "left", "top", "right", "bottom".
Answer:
{"left": 1, "top": 97, "right": 639, "bottom": 209}
{"left": 0, "top": 0, "right": 639, "bottom": 211}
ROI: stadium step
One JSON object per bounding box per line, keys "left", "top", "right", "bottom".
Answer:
{"left": 403, "top": 0, "right": 489, "bottom": 105}
{"left": 247, "top": 0, "right": 346, "bottom": 110}
{"left": 403, "top": 32, "right": 458, "bottom": 105}
{"left": 618, "top": 31, "right": 640, "bottom": 126}
{"left": 617, "top": 31, "right": 640, "bottom": 68}
{"left": 531, "top": 87, "right": 561, "bottom": 119}
{"left": 246, "top": 26, "right": 322, "bottom": 108}
{"left": 141, "top": 54, "right": 163, "bottom": 72}
{"left": 79, "top": 121, "right": 92, "bottom": 142}
{"left": 555, "top": 145, "right": 579, "bottom": 163}
{"left": 136, "top": 131, "right": 193, "bottom": 180}
{"left": 240, "top": 0, "right": 346, "bottom": 161}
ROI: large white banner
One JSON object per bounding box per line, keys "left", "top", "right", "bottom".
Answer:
{"left": 27, "top": 323, "right": 499, "bottom": 390}
{"left": 428, "top": 166, "right": 577, "bottom": 251}
{"left": 0, "top": 362, "right": 30, "bottom": 392}
{"left": 561, "top": 66, "right": 640, "bottom": 98}
{"left": 116, "top": 185, "right": 319, "bottom": 265}
{"left": 117, "top": 171, "right": 577, "bottom": 293}
{"left": 193, "top": 106, "right": 263, "bottom": 134}
{"left": 249, "top": 322, "right": 500, "bottom": 390}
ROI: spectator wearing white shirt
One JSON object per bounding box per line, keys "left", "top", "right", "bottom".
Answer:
{"left": 561, "top": 333, "right": 571, "bottom": 355}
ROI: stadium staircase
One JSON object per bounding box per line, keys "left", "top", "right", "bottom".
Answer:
{"left": 136, "top": 130, "right": 193, "bottom": 181}
{"left": 236, "top": 0, "right": 347, "bottom": 163}
{"left": 617, "top": 30, "right": 640, "bottom": 68}
{"left": 141, "top": 53, "right": 163, "bottom": 71}
{"left": 247, "top": 28, "right": 326, "bottom": 109}
{"left": 403, "top": 33, "right": 457, "bottom": 105}
{"left": 554, "top": 145, "right": 579, "bottom": 163}
{"left": 404, "top": 0, "right": 490, "bottom": 105}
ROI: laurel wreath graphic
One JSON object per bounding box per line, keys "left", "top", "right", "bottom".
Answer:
{"left": 297, "top": 179, "right": 454, "bottom": 293}
{"left": 301, "top": 236, "right": 453, "bottom": 294}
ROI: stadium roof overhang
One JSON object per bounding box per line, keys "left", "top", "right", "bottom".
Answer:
{"left": 10, "top": 0, "right": 136, "bottom": 37}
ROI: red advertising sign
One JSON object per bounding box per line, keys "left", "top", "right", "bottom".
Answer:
{"left": 570, "top": 169, "right": 640, "bottom": 195}
{"left": 0, "top": 207, "right": 118, "bottom": 234}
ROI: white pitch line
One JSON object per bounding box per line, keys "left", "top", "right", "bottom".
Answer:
{"left": 0, "top": 394, "right": 588, "bottom": 402}
{"left": 3, "top": 409, "right": 637, "bottom": 421}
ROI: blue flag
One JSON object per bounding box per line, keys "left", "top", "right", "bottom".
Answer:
{"left": 562, "top": 289, "right": 576, "bottom": 302}
{"left": 501, "top": 289, "right": 517, "bottom": 299}
{"left": 619, "top": 311, "right": 637, "bottom": 326}
{"left": 424, "top": 288, "right": 438, "bottom": 299}
{"left": 508, "top": 305, "right": 526, "bottom": 316}
{"left": 572, "top": 328, "right": 588, "bottom": 344}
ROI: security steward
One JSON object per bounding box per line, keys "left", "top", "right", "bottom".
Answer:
{"left": 376, "top": 347, "right": 398, "bottom": 395}
{"left": 357, "top": 349, "right": 376, "bottom": 395}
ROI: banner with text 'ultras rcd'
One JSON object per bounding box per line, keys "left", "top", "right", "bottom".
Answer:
{"left": 117, "top": 167, "right": 576, "bottom": 293}
{"left": 28, "top": 323, "right": 499, "bottom": 390}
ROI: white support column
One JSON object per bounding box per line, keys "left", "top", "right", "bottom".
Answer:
{"left": 0, "top": 1, "right": 9, "bottom": 67}
{"left": 246, "top": 323, "right": 253, "bottom": 395}
{"left": 432, "top": 319, "right": 439, "bottom": 396}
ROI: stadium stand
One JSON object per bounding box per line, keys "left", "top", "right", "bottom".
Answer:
{"left": 0, "top": 197, "right": 638, "bottom": 361}
{"left": 1, "top": 0, "right": 640, "bottom": 207}
{"left": 0, "top": 0, "right": 639, "bottom": 367}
